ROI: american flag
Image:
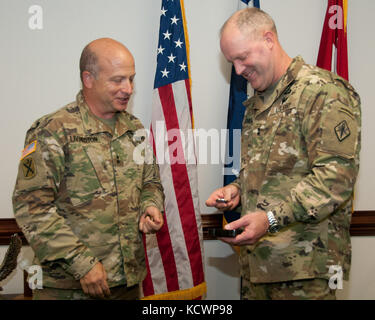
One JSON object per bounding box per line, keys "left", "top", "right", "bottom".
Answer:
{"left": 141, "top": 0, "right": 206, "bottom": 300}
{"left": 20, "top": 140, "right": 37, "bottom": 160}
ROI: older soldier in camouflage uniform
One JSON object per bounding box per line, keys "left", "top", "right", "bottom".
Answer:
{"left": 206, "top": 8, "right": 361, "bottom": 300}
{"left": 12, "top": 38, "right": 165, "bottom": 300}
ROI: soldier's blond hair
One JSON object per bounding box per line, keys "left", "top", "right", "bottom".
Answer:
{"left": 222, "top": 7, "right": 278, "bottom": 39}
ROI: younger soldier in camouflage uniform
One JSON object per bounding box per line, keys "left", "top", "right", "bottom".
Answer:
{"left": 12, "top": 38, "right": 165, "bottom": 300}
{"left": 206, "top": 8, "right": 361, "bottom": 300}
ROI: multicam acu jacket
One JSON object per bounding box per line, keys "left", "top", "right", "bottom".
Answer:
{"left": 12, "top": 91, "right": 164, "bottom": 289}
{"left": 232, "top": 56, "right": 361, "bottom": 283}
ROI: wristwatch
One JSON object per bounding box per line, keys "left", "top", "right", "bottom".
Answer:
{"left": 266, "top": 211, "right": 280, "bottom": 233}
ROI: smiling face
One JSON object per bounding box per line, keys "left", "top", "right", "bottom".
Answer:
{"left": 220, "top": 23, "right": 275, "bottom": 92}
{"left": 82, "top": 39, "right": 136, "bottom": 119}
{"left": 92, "top": 53, "right": 135, "bottom": 115}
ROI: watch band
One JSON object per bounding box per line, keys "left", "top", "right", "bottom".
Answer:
{"left": 266, "top": 211, "right": 280, "bottom": 233}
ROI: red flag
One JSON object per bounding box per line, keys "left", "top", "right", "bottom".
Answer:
{"left": 317, "top": 0, "right": 348, "bottom": 80}
{"left": 141, "top": 0, "right": 206, "bottom": 300}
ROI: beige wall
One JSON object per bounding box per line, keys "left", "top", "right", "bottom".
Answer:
{"left": 1, "top": 0, "right": 374, "bottom": 299}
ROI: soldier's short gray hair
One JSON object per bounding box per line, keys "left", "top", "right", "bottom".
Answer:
{"left": 79, "top": 44, "right": 99, "bottom": 82}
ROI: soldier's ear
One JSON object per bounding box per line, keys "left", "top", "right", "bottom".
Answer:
{"left": 82, "top": 71, "right": 94, "bottom": 89}
{"left": 263, "top": 31, "right": 275, "bottom": 49}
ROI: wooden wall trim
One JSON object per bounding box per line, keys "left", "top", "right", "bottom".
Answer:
{"left": 201, "top": 210, "right": 375, "bottom": 239}
{"left": 1, "top": 211, "right": 375, "bottom": 245}
{"left": 201, "top": 213, "right": 223, "bottom": 240}
{"left": 0, "top": 218, "right": 27, "bottom": 245}
{"left": 348, "top": 211, "right": 375, "bottom": 236}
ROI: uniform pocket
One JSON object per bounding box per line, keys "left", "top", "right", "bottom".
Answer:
{"left": 250, "top": 114, "right": 282, "bottom": 167}
{"left": 65, "top": 144, "right": 108, "bottom": 207}
{"left": 266, "top": 107, "right": 304, "bottom": 176}
{"left": 84, "top": 145, "right": 113, "bottom": 191}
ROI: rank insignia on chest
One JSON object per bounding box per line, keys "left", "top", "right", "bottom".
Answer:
{"left": 21, "top": 157, "right": 36, "bottom": 179}
{"left": 334, "top": 120, "right": 351, "bottom": 142}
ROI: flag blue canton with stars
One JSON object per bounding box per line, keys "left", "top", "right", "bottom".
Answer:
{"left": 154, "top": 0, "right": 189, "bottom": 89}
{"left": 241, "top": 0, "right": 260, "bottom": 6}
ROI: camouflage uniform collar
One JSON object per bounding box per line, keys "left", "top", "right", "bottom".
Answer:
{"left": 243, "top": 56, "right": 305, "bottom": 115}
{"left": 76, "top": 91, "right": 137, "bottom": 138}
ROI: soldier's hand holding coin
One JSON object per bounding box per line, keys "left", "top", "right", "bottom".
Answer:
{"left": 139, "top": 206, "right": 164, "bottom": 234}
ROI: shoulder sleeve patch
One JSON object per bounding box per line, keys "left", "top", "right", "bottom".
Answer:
{"left": 21, "top": 157, "right": 37, "bottom": 179}
{"left": 20, "top": 140, "right": 37, "bottom": 160}
{"left": 334, "top": 120, "right": 351, "bottom": 142}
{"left": 318, "top": 103, "right": 359, "bottom": 159}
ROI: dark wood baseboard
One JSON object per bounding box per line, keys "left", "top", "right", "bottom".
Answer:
{"left": 0, "top": 294, "right": 32, "bottom": 300}
{"left": 348, "top": 210, "right": 375, "bottom": 236}
{"left": 201, "top": 210, "right": 375, "bottom": 238}
{"left": 1, "top": 211, "right": 374, "bottom": 246}
{"left": 0, "top": 219, "right": 27, "bottom": 245}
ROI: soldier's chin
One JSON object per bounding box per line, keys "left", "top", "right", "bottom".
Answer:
{"left": 115, "top": 99, "right": 129, "bottom": 110}
{"left": 251, "top": 80, "right": 266, "bottom": 92}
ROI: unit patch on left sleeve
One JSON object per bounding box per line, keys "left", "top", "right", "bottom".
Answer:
{"left": 21, "top": 157, "right": 36, "bottom": 179}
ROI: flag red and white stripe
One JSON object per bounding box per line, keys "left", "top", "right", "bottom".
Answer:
{"left": 141, "top": 0, "right": 205, "bottom": 300}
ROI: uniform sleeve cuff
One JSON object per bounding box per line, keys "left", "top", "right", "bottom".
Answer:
{"left": 141, "top": 200, "right": 164, "bottom": 215}
{"left": 271, "top": 201, "right": 296, "bottom": 228}
{"left": 65, "top": 252, "right": 100, "bottom": 280}
{"left": 229, "top": 182, "right": 241, "bottom": 192}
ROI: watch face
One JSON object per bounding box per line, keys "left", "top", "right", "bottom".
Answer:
{"left": 269, "top": 224, "right": 280, "bottom": 233}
